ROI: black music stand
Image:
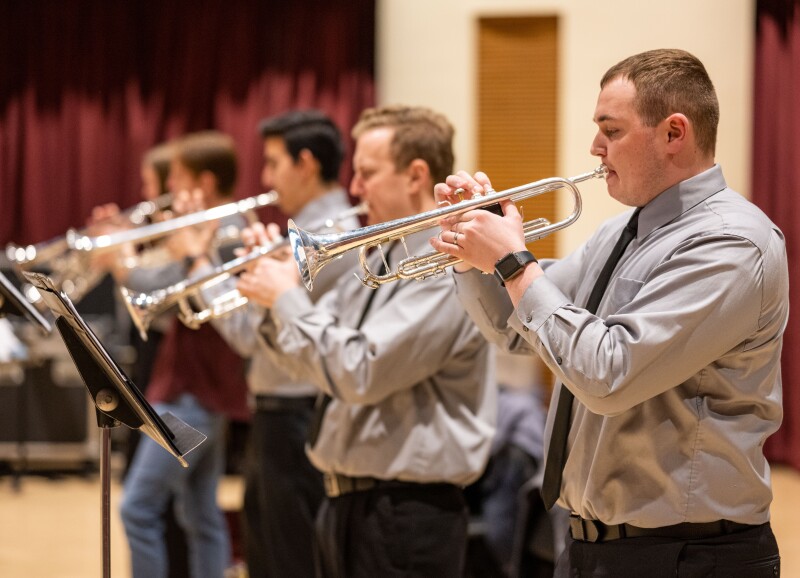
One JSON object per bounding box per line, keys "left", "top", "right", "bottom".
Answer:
{"left": 23, "top": 271, "right": 206, "bottom": 578}
{"left": 0, "top": 270, "right": 51, "bottom": 333}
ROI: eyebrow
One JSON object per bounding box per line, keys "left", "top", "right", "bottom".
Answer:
{"left": 594, "top": 114, "right": 617, "bottom": 123}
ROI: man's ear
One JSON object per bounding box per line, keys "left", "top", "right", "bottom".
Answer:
{"left": 664, "top": 113, "right": 689, "bottom": 152}
{"left": 297, "top": 148, "right": 321, "bottom": 178}
{"left": 198, "top": 170, "right": 219, "bottom": 196}
{"left": 405, "top": 158, "right": 432, "bottom": 196}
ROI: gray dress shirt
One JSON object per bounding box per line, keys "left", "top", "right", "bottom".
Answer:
{"left": 200, "top": 189, "right": 359, "bottom": 398}
{"left": 259, "top": 229, "right": 497, "bottom": 485}
{"left": 454, "top": 164, "right": 789, "bottom": 527}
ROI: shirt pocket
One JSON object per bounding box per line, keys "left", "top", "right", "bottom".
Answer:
{"left": 603, "top": 277, "right": 645, "bottom": 314}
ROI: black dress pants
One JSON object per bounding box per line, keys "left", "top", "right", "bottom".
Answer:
{"left": 243, "top": 404, "right": 324, "bottom": 577}
{"left": 315, "top": 483, "right": 469, "bottom": 578}
{"left": 555, "top": 521, "right": 780, "bottom": 577}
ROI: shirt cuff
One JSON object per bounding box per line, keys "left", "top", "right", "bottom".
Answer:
{"left": 509, "top": 274, "right": 570, "bottom": 334}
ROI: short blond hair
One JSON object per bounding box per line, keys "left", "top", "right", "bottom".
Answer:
{"left": 352, "top": 105, "right": 455, "bottom": 184}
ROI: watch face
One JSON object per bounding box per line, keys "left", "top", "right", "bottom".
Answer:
{"left": 497, "top": 253, "right": 521, "bottom": 278}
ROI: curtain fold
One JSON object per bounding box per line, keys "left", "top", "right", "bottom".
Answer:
{"left": 753, "top": 0, "right": 800, "bottom": 469}
{"left": 0, "top": 0, "right": 375, "bottom": 246}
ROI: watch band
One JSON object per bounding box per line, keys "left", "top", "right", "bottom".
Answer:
{"left": 494, "top": 250, "right": 537, "bottom": 286}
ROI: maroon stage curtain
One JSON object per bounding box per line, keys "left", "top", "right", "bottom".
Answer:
{"left": 0, "top": 0, "right": 374, "bottom": 246}
{"left": 753, "top": 0, "right": 800, "bottom": 469}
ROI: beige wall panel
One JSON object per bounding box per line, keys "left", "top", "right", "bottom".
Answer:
{"left": 377, "top": 0, "right": 754, "bottom": 255}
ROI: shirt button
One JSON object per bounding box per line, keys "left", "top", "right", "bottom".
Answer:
{"left": 526, "top": 315, "right": 533, "bottom": 323}
{"left": 522, "top": 326, "right": 529, "bottom": 332}
{"left": 556, "top": 356, "right": 563, "bottom": 365}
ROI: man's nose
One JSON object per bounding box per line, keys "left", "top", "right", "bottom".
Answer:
{"left": 350, "top": 176, "right": 364, "bottom": 197}
{"left": 590, "top": 133, "right": 606, "bottom": 157}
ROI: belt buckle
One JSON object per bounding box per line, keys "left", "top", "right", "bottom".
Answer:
{"left": 324, "top": 473, "right": 341, "bottom": 498}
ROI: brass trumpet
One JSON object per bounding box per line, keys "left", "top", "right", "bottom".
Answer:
{"left": 288, "top": 166, "right": 607, "bottom": 290}
{"left": 122, "top": 202, "right": 367, "bottom": 340}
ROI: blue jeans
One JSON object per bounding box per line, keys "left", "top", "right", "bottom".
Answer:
{"left": 120, "top": 394, "right": 229, "bottom": 578}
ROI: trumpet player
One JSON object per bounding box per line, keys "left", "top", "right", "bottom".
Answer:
{"left": 430, "top": 49, "right": 787, "bottom": 577}
{"left": 112, "top": 131, "right": 249, "bottom": 578}
{"left": 193, "top": 110, "right": 360, "bottom": 578}
{"left": 237, "top": 105, "right": 496, "bottom": 578}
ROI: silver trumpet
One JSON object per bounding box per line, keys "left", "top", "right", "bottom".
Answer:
{"left": 67, "top": 192, "right": 279, "bottom": 253}
{"left": 121, "top": 239, "right": 286, "bottom": 341}
{"left": 289, "top": 166, "right": 607, "bottom": 290}
{"left": 5, "top": 192, "right": 173, "bottom": 268}
{"left": 122, "top": 202, "right": 367, "bottom": 340}
{"left": 5, "top": 193, "right": 173, "bottom": 308}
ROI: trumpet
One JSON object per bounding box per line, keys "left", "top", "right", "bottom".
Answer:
{"left": 121, "top": 202, "right": 367, "bottom": 340}
{"left": 5, "top": 193, "right": 173, "bottom": 307}
{"left": 67, "top": 192, "right": 278, "bottom": 253}
{"left": 288, "top": 166, "right": 607, "bottom": 290}
{"left": 121, "top": 239, "right": 286, "bottom": 340}
{"left": 6, "top": 193, "right": 173, "bottom": 268}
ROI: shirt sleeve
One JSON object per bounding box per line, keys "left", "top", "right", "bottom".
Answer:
{"left": 260, "top": 279, "right": 478, "bottom": 406}
{"left": 511, "top": 234, "right": 767, "bottom": 416}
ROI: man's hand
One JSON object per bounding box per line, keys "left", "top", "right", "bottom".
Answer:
{"left": 430, "top": 171, "right": 527, "bottom": 274}
{"left": 85, "top": 203, "right": 134, "bottom": 273}
{"left": 164, "top": 189, "right": 218, "bottom": 260}
{"left": 237, "top": 221, "right": 298, "bottom": 308}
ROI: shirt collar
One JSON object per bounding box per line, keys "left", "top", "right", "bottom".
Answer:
{"left": 638, "top": 164, "right": 727, "bottom": 239}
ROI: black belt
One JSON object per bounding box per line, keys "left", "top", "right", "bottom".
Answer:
{"left": 323, "top": 473, "right": 455, "bottom": 498}
{"left": 252, "top": 395, "right": 316, "bottom": 412}
{"left": 569, "top": 514, "right": 756, "bottom": 543}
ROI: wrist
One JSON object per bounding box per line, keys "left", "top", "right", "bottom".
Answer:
{"left": 494, "top": 250, "right": 537, "bottom": 287}
{"left": 505, "top": 260, "right": 542, "bottom": 306}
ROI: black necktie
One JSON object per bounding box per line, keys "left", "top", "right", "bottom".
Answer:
{"left": 540, "top": 208, "right": 641, "bottom": 510}
{"left": 306, "top": 248, "right": 392, "bottom": 447}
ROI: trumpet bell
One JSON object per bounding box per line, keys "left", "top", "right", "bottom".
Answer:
{"left": 121, "top": 286, "right": 159, "bottom": 341}
{"left": 288, "top": 222, "right": 331, "bottom": 292}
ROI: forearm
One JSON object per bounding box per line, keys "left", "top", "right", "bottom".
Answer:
{"left": 452, "top": 268, "right": 536, "bottom": 354}
{"left": 262, "top": 280, "right": 472, "bottom": 405}
{"left": 511, "top": 239, "right": 765, "bottom": 415}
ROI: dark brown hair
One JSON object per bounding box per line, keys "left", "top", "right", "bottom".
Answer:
{"left": 174, "top": 131, "right": 238, "bottom": 196}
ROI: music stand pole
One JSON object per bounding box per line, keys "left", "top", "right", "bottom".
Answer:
{"left": 98, "top": 413, "right": 114, "bottom": 578}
